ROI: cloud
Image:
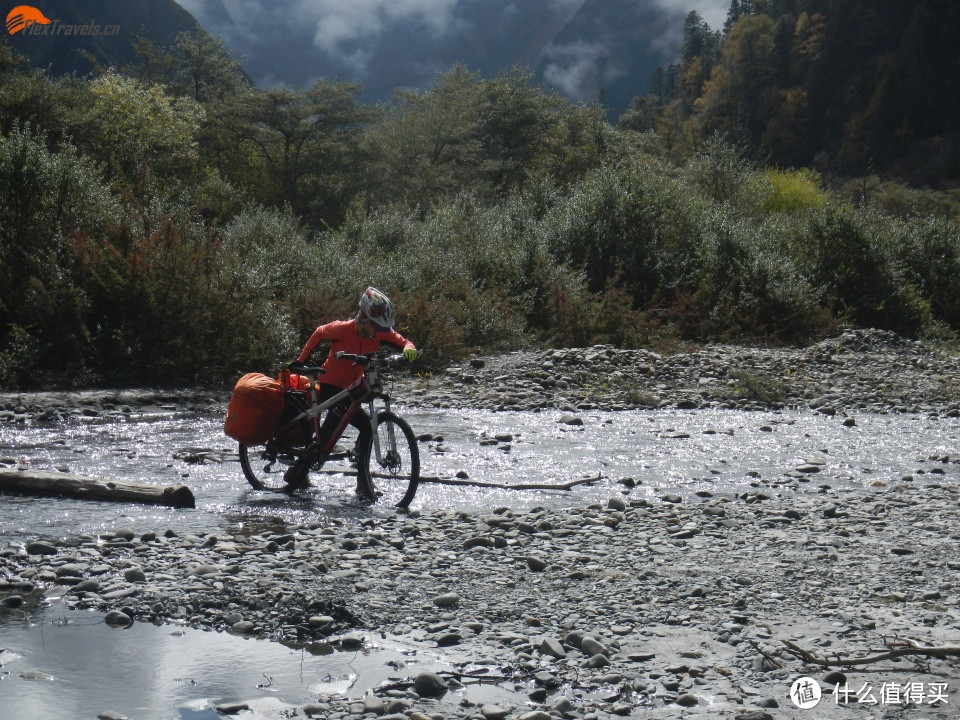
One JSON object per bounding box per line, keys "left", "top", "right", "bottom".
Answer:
{"left": 541, "top": 40, "right": 607, "bottom": 102}
{"left": 291, "top": 0, "right": 461, "bottom": 57}
{"left": 651, "top": 0, "right": 728, "bottom": 30}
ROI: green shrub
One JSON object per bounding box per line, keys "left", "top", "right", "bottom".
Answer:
{"left": 752, "top": 168, "right": 825, "bottom": 215}
{"left": 0, "top": 124, "right": 118, "bottom": 387}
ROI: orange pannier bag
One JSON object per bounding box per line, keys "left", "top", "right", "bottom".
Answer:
{"left": 224, "top": 373, "right": 285, "bottom": 445}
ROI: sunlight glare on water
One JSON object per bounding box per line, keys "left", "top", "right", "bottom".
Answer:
{"left": 1, "top": 406, "right": 958, "bottom": 540}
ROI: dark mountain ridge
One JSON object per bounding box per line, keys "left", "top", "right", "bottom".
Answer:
{"left": 4, "top": 0, "right": 202, "bottom": 75}
{"left": 4, "top": 0, "right": 698, "bottom": 114}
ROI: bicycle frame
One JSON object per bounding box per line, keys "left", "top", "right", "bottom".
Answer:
{"left": 273, "top": 361, "right": 395, "bottom": 466}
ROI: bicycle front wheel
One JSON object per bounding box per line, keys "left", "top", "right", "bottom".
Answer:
{"left": 358, "top": 412, "right": 419, "bottom": 508}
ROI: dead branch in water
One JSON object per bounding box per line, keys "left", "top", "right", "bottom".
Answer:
{"left": 316, "top": 469, "right": 604, "bottom": 491}
{"left": 782, "top": 638, "right": 960, "bottom": 667}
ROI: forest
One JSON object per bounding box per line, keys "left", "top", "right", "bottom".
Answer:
{"left": 0, "top": 0, "right": 958, "bottom": 389}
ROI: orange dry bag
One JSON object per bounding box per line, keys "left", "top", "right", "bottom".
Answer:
{"left": 224, "top": 373, "right": 285, "bottom": 445}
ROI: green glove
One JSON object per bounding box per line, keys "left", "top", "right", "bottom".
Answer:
{"left": 404, "top": 347, "right": 418, "bottom": 362}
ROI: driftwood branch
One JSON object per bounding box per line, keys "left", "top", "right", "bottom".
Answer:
{"left": 747, "top": 638, "right": 783, "bottom": 669}
{"left": 315, "top": 469, "right": 604, "bottom": 491}
{"left": 782, "top": 639, "right": 960, "bottom": 667}
{"left": 419, "top": 473, "right": 604, "bottom": 491}
{"left": 0, "top": 469, "right": 195, "bottom": 509}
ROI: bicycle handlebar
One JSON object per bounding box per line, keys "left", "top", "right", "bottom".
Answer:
{"left": 335, "top": 351, "right": 407, "bottom": 366}
{"left": 285, "top": 362, "right": 325, "bottom": 374}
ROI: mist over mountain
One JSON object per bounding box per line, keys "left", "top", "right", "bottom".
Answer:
{"left": 173, "top": 0, "right": 729, "bottom": 111}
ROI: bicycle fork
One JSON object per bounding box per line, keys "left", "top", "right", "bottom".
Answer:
{"left": 367, "top": 395, "right": 394, "bottom": 468}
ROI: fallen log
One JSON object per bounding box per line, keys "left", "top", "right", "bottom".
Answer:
{"left": 0, "top": 468, "right": 195, "bottom": 509}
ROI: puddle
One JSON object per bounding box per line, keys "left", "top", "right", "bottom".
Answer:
{"left": 0, "top": 607, "right": 528, "bottom": 720}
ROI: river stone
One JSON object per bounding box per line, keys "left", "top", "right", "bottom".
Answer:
{"left": 607, "top": 496, "right": 627, "bottom": 511}
{"left": 540, "top": 636, "right": 566, "bottom": 659}
{"left": 413, "top": 671, "right": 448, "bottom": 696}
{"left": 525, "top": 556, "right": 548, "bottom": 571}
{"left": 97, "top": 712, "right": 130, "bottom": 720}
{"left": 26, "top": 541, "right": 58, "bottom": 556}
{"left": 518, "top": 712, "right": 552, "bottom": 720}
{"left": 20, "top": 670, "right": 55, "bottom": 681}
{"left": 104, "top": 610, "right": 132, "bottom": 627}
{"left": 587, "top": 653, "right": 610, "bottom": 668}
{"left": 214, "top": 703, "right": 250, "bottom": 714}
{"left": 581, "top": 636, "right": 609, "bottom": 656}
{"left": 55, "top": 563, "right": 87, "bottom": 577}
{"left": 435, "top": 632, "right": 461, "bottom": 647}
{"left": 363, "top": 695, "right": 385, "bottom": 714}
{"left": 123, "top": 567, "right": 146, "bottom": 582}
{"left": 341, "top": 633, "right": 364, "bottom": 649}
{"left": 432, "top": 593, "right": 459, "bottom": 608}
{"left": 2, "top": 594, "right": 23, "bottom": 608}
{"left": 481, "top": 705, "right": 510, "bottom": 720}
{"left": 231, "top": 620, "right": 255, "bottom": 634}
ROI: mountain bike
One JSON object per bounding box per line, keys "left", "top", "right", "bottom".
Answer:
{"left": 237, "top": 352, "right": 420, "bottom": 508}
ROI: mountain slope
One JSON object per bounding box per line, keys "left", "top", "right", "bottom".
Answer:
{"left": 175, "top": 0, "right": 695, "bottom": 112}
{"left": 4, "top": 0, "right": 204, "bottom": 75}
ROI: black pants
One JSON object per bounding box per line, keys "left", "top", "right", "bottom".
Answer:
{"left": 317, "top": 383, "right": 370, "bottom": 451}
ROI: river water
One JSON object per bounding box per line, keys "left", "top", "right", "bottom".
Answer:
{"left": 1, "top": 403, "right": 959, "bottom": 719}
{"left": 2, "top": 404, "right": 958, "bottom": 540}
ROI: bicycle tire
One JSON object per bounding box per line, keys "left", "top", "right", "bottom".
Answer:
{"left": 358, "top": 412, "right": 419, "bottom": 508}
{"left": 238, "top": 442, "right": 301, "bottom": 492}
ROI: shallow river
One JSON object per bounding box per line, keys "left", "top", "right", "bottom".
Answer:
{"left": 1, "top": 405, "right": 958, "bottom": 540}
{"left": 1, "top": 404, "right": 958, "bottom": 718}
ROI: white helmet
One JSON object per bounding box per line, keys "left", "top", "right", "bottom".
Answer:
{"left": 357, "top": 286, "right": 394, "bottom": 332}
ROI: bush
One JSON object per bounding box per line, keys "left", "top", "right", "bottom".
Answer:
{"left": 752, "top": 168, "right": 826, "bottom": 215}
{"left": 539, "top": 159, "right": 707, "bottom": 307}
{"left": 798, "top": 204, "right": 928, "bottom": 334}
{"left": 0, "top": 124, "right": 118, "bottom": 387}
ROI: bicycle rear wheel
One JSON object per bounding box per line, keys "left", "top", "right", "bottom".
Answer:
{"left": 358, "top": 412, "right": 419, "bottom": 508}
{"left": 239, "top": 442, "right": 301, "bottom": 492}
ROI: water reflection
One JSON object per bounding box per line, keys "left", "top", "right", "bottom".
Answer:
{"left": 0, "top": 607, "right": 523, "bottom": 720}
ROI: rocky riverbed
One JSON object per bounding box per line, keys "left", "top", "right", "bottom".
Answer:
{"left": 4, "top": 480, "right": 960, "bottom": 719}
{"left": 2, "top": 328, "right": 960, "bottom": 719}
{"left": 405, "top": 328, "right": 960, "bottom": 416}
{"left": 2, "top": 328, "right": 959, "bottom": 421}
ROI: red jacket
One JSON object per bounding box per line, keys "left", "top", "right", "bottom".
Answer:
{"left": 296, "top": 319, "right": 415, "bottom": 388}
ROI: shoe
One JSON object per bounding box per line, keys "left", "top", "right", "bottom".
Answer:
{"left": 283, "top": 443, "right": 320, "bottom": 490}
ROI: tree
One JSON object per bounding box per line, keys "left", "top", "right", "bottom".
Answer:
{"left": 363, "top": 65, "right": 484, "bottom": 208}
{"left": 84, "top": 72, "right": 205, "bottom": 180}
{"left": 697, "top": 13, "right": 778, "bottom": 150}
{"left": 222, "top": 80, "right": 370, "bottom": 227}
{"left": 0, "top": 124, "right": 117, "bottom": 384}
{"left": 173, "top": 31, "right": 247, "bottom": 104}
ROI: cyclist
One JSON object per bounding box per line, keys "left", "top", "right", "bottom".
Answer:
{"left": 285, "top": 287, "right": 417, "bottom": 490}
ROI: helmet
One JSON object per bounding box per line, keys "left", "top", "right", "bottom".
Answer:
{"left": 357, "top": 286, "right": 394, "bottom": 332}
